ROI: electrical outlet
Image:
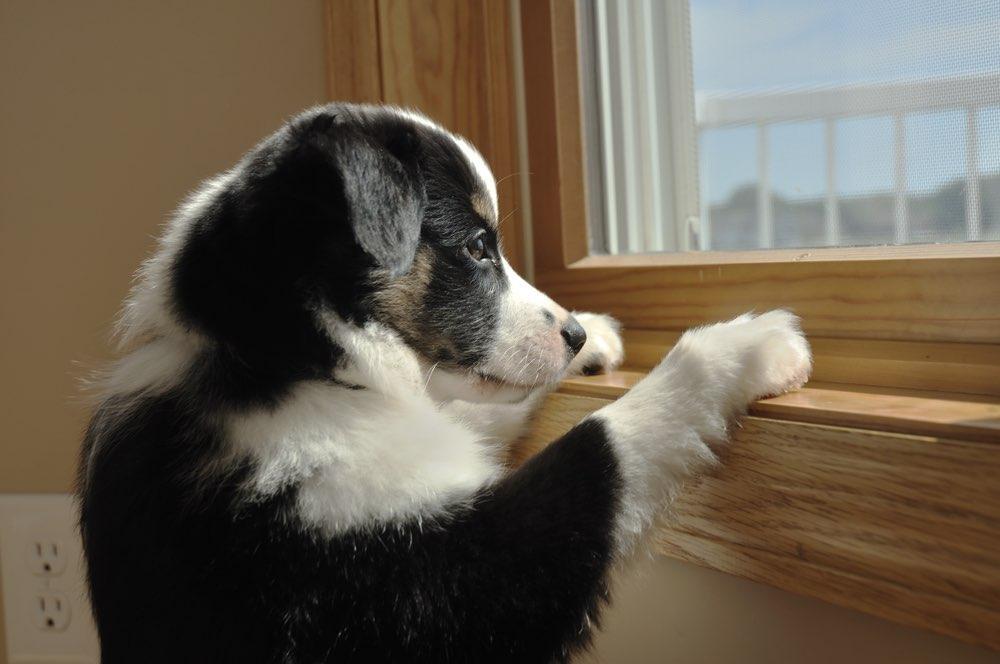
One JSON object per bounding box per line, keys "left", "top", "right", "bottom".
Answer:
{"left": 27, "top": 539, "right": 68, "bottom": 576}
{"left": 34, "top": 591, "right": 71, "bottom": 632}
{"left": 0, "top": 494, "right": 99, "bottom": 663}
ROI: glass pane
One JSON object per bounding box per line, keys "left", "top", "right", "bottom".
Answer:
{"left": 583, "top": 0, "right": 1000, "bottom": 254}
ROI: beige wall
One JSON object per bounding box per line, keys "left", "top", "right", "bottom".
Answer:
{"left": 0, "top": 1, "right": 325, "bottom": 658}
{"left": 586, "top": 556, "right": 998, "bottom": 663}
{"left": 0, "top": 0, "right": 327, "bottom": 494}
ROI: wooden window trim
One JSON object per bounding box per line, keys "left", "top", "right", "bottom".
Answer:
{"left": 514, "top": 3, "right": 1000, "bottom": 647}
{"left": 325, "top": 0, "right": 527, "bottom": 274}
{"left": 511, "top": 393, "right": 1000, "bottom": 651}
{"left": 520, "top": 0, "right": 1000, "bottom": 348}
{"left": 623, "top": 329, "right": 1000, "bottom": 398}
{"left": 556, "top": 372, "right": 1000, "bottom": 444}
{"left": 558, "top": 327, "right": 1000, "bottom": 444}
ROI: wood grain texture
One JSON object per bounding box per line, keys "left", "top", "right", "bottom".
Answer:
{"left": 519, "top": 0, "right": 560, "bottom": 272}
{"left": 520, "top": 0, "right": 589, "bottom": 271}
{"left": 556, "top": 373, "right": 1000, "bottom": 444}
{"left": 621, "top": 329, "right": 1000, "bottom": 398}
{"left": 755, "top": 383, "right": 1000, "bottom": 444}
{"left": 536, "top": 255, "right": 1000, "bottom": 344}
{"left": 378, "top": 0, "right": 490, "bottom": 146}
{"left": 481, "top": 0, "right": 524, "bottom": 273}
{"left": 807, "top": 338, "right": 1000, "bottom": 398}
{"left": 324, "top": 0, "right": 382, "bottom": 102}
{"left": 376, "top": 0, "right": 524, "bottom": 271}
{"left": 512, "top": 392, "right": 1000, "bottom": 650}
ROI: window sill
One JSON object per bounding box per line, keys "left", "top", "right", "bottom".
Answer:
{"left": 557, "top": 372, "right": 1000, "bottom": 444}
{"left": 514, "top": 369, "right": 1000, "bottom": 650}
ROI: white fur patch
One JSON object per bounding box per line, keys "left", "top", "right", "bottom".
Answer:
{"left": 595, "top": 310, "right": 811, "bottom": 557}
{"left": 453, "top": 136, "right": 499, "bottom": 218}
{"left": 424, "top": 365, "right": 535, "bottom": 405}
{"left": 441, "top": 387, "right": 550, "bottom": 450}
{"left": 198, "top": 311, "right": 502, "bottom": 534}
{"left": 229, "top": 377, "right": 502, "bottom": 535}
{"left": 392, "top": 106, "right": 498, "bottom": 218}
{"left": 317, "top": 310, "right": 425, "bottom": 399}
{"left": 93, "top": 334, "right": 200, "bottom": 399}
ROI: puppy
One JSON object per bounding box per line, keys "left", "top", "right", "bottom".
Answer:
{"left": 78, "top": 103, "right": 811, "bottom": 663}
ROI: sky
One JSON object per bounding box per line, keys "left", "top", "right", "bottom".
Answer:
{"left": 690, "top": 0, "right": 1000, "bottom": 203}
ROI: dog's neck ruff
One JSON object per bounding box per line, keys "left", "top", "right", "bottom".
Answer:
{"left": 224, "top": 312, "right": 503, "bottom": 535}
{"left": 96, "top": 310, "right": 503, "bottom": 537}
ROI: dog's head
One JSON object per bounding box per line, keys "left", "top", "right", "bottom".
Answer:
{"left": 123, "top": 104, "right": 584, "bottom": 403}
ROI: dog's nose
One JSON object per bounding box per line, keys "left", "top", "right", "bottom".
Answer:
{"left": 560, "top": 316, "right": 587, "bottom": 356}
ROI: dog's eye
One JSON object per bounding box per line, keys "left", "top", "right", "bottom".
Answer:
{"left": 465, "top": 235, "right": 487, "bottom": 262}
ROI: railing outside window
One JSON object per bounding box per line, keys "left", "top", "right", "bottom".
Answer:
{"left": 581, "top": 0, "right": 1000, "bottom": 254}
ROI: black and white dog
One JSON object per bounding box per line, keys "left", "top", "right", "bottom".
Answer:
{"left": 78, "top": 104, "right": 811, "bottom": 663}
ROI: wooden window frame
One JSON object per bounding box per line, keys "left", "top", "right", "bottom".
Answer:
{"left": 514, "top": 390, "right": 1000, "bottom": 651}
{"left": 325, "top": 0, "right": 527, "bottom": 274}
{"left": 321, "top": 0, "right": 1000, "bottom": 649}
{"left": 515, "top": 3, "right": 1000, "bottom": 648}
{"left": 520, "top": 0, "right": 1000, "bottom": 351}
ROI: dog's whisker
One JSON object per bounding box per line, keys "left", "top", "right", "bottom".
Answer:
{"left": 498, "top": 207, "right": 519, "bottom": 228}
{"left": 422, "top": 361, "right": 441, "bottom": 393}
{"left": 494, "top": 171, "right": 523, "bottom": 188}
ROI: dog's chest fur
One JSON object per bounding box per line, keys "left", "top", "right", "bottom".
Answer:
{"left": 229, "top": 379, "right": 502, "bottom": 534}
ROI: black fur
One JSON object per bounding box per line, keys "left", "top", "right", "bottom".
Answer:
{"left": 170, "top": 107, "right": 429, "bottom": 406}
{"left": 82, "top": 395, "right": 620, "bottom": 663}
{"left": 79, "top": 104, "right": 626, "bottom": 662}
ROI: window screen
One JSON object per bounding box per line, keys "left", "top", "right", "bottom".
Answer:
{"left": 581, "top": 0, "right": 1000, "bottom": 254}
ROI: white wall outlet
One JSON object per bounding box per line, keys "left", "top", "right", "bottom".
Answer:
{"left": 0, "top": 494, "right": 99, "bottom": 664}
{"left": 34, "top": 591, "right": 71, "bottom": 632}
{"left": 27, "top": 539, "right": 68, "bottom": 577}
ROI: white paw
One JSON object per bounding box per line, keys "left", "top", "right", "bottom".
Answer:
{"left": 567, "top": 312, "right": 624, "bottom": 376}
{"left": 671, "top": 309, "right": 812, "bottom": 407}
{"left": 739, "top": 309, "right": 812, "bottom": 399}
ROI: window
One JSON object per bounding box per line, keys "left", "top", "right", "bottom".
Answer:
{"left": 510, "top": 3, "right": 999, "bottom": 651}
{"left": 520, "top": 0, "right": 999, "bottom": 348}
{"left": 581, "top": 0, "right": 1000, "bottom": 254}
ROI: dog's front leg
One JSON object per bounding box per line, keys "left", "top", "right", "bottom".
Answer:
{"left": 594, "top": 309, "right": 811, "bottom": 554}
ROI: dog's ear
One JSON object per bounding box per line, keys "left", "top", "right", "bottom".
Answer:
{"left": 330, "top": 125, "right": 425, "bottom": 278}
{"left": 168, "top": 113, "right": 428, "bottom": 368}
